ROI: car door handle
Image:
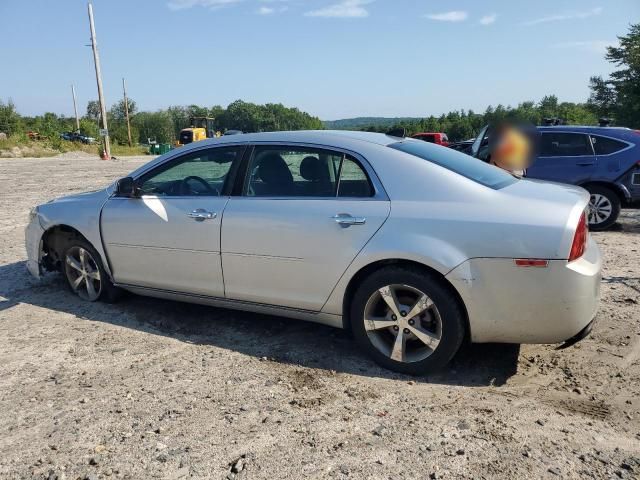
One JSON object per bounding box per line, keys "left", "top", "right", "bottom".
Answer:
{"left": 577, "top": 162, "right": 595, "bottom": 166}
{"left": 187, "top": 209, "right": 217, "bottom": 221}
{"left": 332, "top": 213, "right": 366, "bottom": 226}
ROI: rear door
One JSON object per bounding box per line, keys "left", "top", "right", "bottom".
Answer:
{"left": 221, "top": 144, "right": 390, "bottom": 311}
{"left": 527, "top": 132, "right": 596, "bottom": 183}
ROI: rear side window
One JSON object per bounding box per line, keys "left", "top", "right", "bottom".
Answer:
{"left": 389, "top": 140, "right": 517, "bottom": 189}
{"left": 338, "top": 157, "right": 373, "bottom": 197}
{"left": 540, "top": 133, "right": 593, "bottom": 157}
{"left": 591, "top": 135, "right": 628, "bottom": 155}
{"left": 244, "top": 145, "right": 374, "bottom": 198}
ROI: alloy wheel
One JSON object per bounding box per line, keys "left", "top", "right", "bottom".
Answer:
{"left": 64, "top": 246, "right": 102, "bottom": 301}
{"left": 363, "top": 284, "right": 442, "bottom": 363}
{"left": 588, "top": 193, "right": 613, "bottom": 225}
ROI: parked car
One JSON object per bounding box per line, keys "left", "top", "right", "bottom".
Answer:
{"left": 471, "top": 125, "right": 640, "bottom": 230}
{"left": 411, "top": 132, "right": 449, "bottom": 147}
{"left": 60, "top": 132, "right": 96, "bottom": 144}
{"left": 26, "top": 131, "right": 601, "bottom": 374}
{"left": 448, "top": 139, "right": 474, "bottom": 154}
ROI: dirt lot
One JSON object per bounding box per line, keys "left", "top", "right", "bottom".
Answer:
{"left": 0, "top": 154, "right": 639, "bottom": 480}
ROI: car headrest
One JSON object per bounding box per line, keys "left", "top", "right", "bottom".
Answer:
{"left": 300, "top": 156, "right": 328, "bottom": 182}
{"left": 257, "top": 152, "right": 293, "bottom": 185}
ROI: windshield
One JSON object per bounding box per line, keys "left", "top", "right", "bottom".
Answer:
{"left": 389, "top": 140, "right": 517, "bottom": 190}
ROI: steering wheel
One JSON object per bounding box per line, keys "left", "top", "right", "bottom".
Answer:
{"left": 180, "top": 176, "right": 218, "bottom": 196}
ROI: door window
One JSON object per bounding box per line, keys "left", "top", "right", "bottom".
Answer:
{"left": 138, "top": 147, "right": 240, "bottom": 197}
{"left": 244, "top": 146, "right": 374, "bottom": 198}
{"left": 590, "top": 135, "right": 628, "bottom": 155}
{"left": 539, "top": 133, "right": 593, "bottom": 157}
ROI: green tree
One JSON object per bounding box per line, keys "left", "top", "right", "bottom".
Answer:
{"left": 86, "top": 100, "right": 101, "bottom": 122}
{"left": 587, "top": 76, "right": 617, "bottom": 118}
{"left": 0, "top": 99, "right": 22, "bottom": 135}
{"left": 603, "top": 23, "right": 640, "bottom": 127}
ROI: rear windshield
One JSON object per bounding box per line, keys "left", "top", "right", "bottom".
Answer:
{"left": 389, "top": 140, "right": 518, "bottom": 189}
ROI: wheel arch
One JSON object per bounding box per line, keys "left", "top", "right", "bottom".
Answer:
{"left": 41, "top": 224, "right": 95, "bottom": 272}
{"left": 340, "top": 258, "right": 471, "bottom": 343}
{"left": 578, "top": 181, "right": 626, "bottom": 203}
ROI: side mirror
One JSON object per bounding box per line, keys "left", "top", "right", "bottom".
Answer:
{"left": 115, "top": 177, "right": 138, "bottom": 197}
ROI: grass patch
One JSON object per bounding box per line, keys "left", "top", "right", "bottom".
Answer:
{"left": 109, "top": 144, "right": 149, "bottom": 157}
{"left": 0, "top": 135, "right": 149, "bottom": 158}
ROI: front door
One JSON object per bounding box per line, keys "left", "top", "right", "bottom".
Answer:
{"left": 101, "top": 146, "right": 243, "bottom": 296}
{"left": 527, "top": 132, "right": 596, "bottom": 183}
{"left": 221, "top": 145, "right": 390, "bottom": 311}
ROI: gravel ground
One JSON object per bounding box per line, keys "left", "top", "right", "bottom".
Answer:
{"left": 0, "top": 154, "right": 639, "bottom": 480}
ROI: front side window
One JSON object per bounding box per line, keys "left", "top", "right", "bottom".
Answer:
{"left": 138, "top": 147, "right": 240, "bottom": 196}
{"left": 590, "top": 135, "right": 628, "bottom": 155}
{"left": 539, "top": 133, "right": 593, "bottom": 157}
{"left": 244, "top": 146, "right": 373, "bottom": 198}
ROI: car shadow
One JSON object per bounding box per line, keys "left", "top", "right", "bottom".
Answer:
{"left": 0, "top": 260, "right": 520, "bottom": 387}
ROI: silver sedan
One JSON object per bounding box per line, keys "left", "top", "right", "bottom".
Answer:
{"left": 25, "top": 131, "right": 601, "bottom": 374}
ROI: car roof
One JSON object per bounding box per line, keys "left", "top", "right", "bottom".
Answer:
{"left": 537, "top": 125, "right": 632, "bottom": 134}
{"left": 180, "top": 130, "right": 400, "bottom": 151}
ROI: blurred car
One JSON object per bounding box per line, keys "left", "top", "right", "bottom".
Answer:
{"left": 448, "top": 139, "right": 474, "bottom": 154}
{"left": 26, "top": 131, "right": 600, "bottom": 374}
{"left": 60, "top": 132, "right": 96, "bottom": 144}
{"left": 411, "top": 132, "right": 449, "bottom": 146}
{"left": 471, "top": 125, "right": 640, "bottom": 230}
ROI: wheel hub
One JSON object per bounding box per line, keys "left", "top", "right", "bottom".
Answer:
{"left": 364, "top": 284, "right": 442, "bottom": 363}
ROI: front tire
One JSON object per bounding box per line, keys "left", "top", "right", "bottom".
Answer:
{"left": 350, "top": 266, "right": 465, "bottom": 375}
{"left": 586, "top": 185, "right": 620, "bottom": 231}
{"left": 62, "top": 239, "right": 121, "bottom": 303}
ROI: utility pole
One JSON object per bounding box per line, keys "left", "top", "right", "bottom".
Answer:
{"left": 87, "top": 1, "right": 110, "bottom": 159}
{"left": 122, "top": 77, "right": 132, "bottom": 147}
{"left": 71, "top": 84, "right": 80, "bottom": 132}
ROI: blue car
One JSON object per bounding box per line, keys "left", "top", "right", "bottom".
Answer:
{"left": 472, "top": 125, "right": 640, "bottom": 230}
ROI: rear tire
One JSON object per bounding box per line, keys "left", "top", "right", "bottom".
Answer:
{"left": 586, "top": 185, "right": 620, "bottom": 231}
{"left": 350, "top": 266, "right": 465, "bottom": 375}
{"left": 62, "top": 238, "right": 122, "bottom": 303}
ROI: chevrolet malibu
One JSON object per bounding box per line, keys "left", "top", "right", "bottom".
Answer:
{"left": 25, "top": 131, "right": 602, "bottom": 374}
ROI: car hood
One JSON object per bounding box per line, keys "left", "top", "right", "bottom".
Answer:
{"left": 44, "top": 188, "right": 110, "bottom": 206}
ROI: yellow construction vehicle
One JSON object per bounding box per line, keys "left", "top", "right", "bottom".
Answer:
{"left": 176, "top": 117, "right": 216, "bottom": 146}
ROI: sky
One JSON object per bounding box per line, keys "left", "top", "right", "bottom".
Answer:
{"left": 0, "top": 0, "right": 638, "bottom": 120}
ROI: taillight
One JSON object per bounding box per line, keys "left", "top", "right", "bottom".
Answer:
{"left": 569, "top": 211, "right": 588, "bottom": 262}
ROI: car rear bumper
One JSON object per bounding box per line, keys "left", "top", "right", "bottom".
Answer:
{"left": 445, "top": 236, "right": 601, "bottom": 344}
{"left": 25, "top": 217, "right": 44, "bottom": 279}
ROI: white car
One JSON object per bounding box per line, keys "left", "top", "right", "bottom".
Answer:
{"left": 25, "top": 131, "right": 601, "bottom": 374}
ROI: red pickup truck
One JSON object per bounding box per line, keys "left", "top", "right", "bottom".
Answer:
{"left": 411, "top": 132, "right": 449, "bottom": 146}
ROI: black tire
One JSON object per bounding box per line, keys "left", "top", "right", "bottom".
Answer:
{"left": 62, "top": 238, "right": 122, "bottom": 303}
{"left": 586, "top": 185, "right": 620, "bottom": 231}
{"left": 350, "top": 266, "right": 465, "bottom": 375}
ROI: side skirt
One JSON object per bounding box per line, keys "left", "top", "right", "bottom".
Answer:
{"left": 115, "top": 283, "right": 344, "bottom": 329}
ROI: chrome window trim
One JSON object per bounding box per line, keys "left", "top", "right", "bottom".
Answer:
{"left": 240, "top": 141, "right": 389, "bottom": 201}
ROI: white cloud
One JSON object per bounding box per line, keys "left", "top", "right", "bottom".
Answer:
{"left": 305, "top": 0, "right": 374, "bottom": 18}
{"left": 167, "top": 0, "right": 242, "bottom": 10}
{"left": 256, "top": 4, "right": 288, "bottom": 14}
{"left": 554, "top": 40, "right": 616, "bottom": 54}
{"left": 425, "top": 11, "right": 468, "bottom": 22}
{"left": 523, "top": 7, "right": 602, "bottom": 26}
{"left": 257, "top": 6, "right": 274, "bottom": 14}
{"left": 479, "top": 13, "right": 497, "bottom": 25}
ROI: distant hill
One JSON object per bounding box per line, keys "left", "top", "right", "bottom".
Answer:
{"left": 323, "top": 117, "right": 423, "bottom": 130}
